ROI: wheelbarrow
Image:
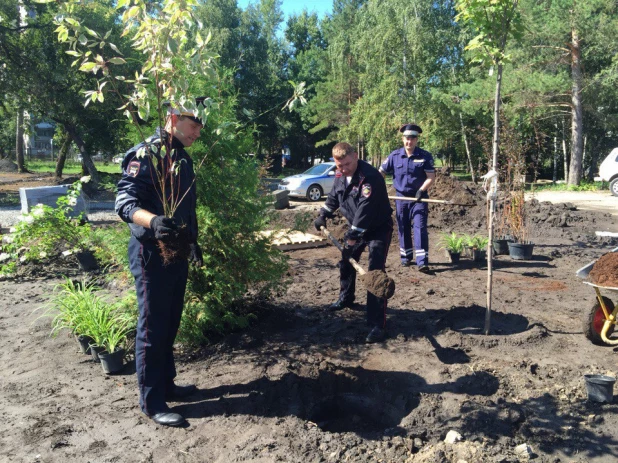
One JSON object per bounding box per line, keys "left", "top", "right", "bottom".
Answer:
{"left": 576, "top": 246, "right": 618, "bottom": 346}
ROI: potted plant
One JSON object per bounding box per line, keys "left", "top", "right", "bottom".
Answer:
{"left": 468, "top": 235, "right": 489, "bottom": 262}
{"left": 492, "top": 211, "right": 513, "bottom": 255}
{"left": 505, "top": 190, "right": 534, "bottom": 260}
{"left": 438, "top": 232, "right": 465, "bottom": 264}
{"left": 97, "top": 308, "right": 135, "bottom": 374}
{"left": 80, "top": 299, "right": 135, "bottom": 371}
{"left": 37, "top": 278, "right": 96, "bottom": 355}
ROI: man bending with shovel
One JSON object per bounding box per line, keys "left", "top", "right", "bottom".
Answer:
{"left": 314, "top": 142, "right": 393, "bottom": 343}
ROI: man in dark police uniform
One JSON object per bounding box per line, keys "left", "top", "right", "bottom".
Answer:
{"left": 380, "top": 124, "right": 435, "bottom": 273}
{"left": 314, "top": 142, "right": 393, "bottom": 343}
{"left": 115, "top": 101, "right": 205, "bottom": 427}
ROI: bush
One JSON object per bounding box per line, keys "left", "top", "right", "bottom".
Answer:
{"left": 0, "top": 180, "right": 91, "bottom": 275}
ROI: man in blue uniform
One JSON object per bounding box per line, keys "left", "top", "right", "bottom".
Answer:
{"left": 314, "top": 142, "right": 393, "bottom": 343}
{"left": 115, "top": 102, "right": 204, "bottom": 427}
{"left": 380, "top": 124, "right": 435, "bottom": 273}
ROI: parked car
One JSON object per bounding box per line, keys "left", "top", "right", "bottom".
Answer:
{"left": 278, "top": 162, "right": 337, "bottom": 201}
{"left": 595, "top": 148, "right": 618, "bottom": 196}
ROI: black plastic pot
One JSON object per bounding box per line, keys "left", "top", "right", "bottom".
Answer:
{"left": 493, "top": 239, "right": 511, "bottom": 255}
{"left": 99, "top": 348, "right": 126, "bottom": 374}
{"left": 508, "top": 242, "right": 534, "bottom": 260}
{"left": 75, "top": 334, "right": 94, "bottom": 355}
{"left": 90, "top": 345, "right": 105, "bottom": 362}
{"left": 448, "top": 251, "right": 461, "bottom": 264}
{"left": 472, "top": 249, "right": 486, "bottom": 262}
{"left": 76, "top": 250, "right": 99, "bottom": 271}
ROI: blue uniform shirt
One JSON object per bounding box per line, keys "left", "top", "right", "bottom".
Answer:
{"left": 380, "top": 146, "right": 435, "bottom": 196}
{"left": 115, "top": 128, "right": 198, "bottom": 243}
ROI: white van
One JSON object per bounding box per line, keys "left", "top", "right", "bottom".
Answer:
{"left": 596, "top": 148, "right": 618, "bottom": 196}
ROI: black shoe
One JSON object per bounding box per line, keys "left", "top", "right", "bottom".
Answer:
{"left": 166, "top": 384, "right": 197, "bottom": 401}
{"left": 151, "top": 411, "right": 185, "bottom": 427}
{"left": 328, "top": 300, "right": 353, "bottom": 312}
{"left": 418, "top": 265, "right": 431, "bottom": 274}
{"left": 366, "top": 326, "right": 386, "bottom": 343}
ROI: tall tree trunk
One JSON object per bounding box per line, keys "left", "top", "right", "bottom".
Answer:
{"left": 485, "top": 63, "right": 503, "bottom": 335}
{"left": 64, "top": 123, "right": 101, "bottom": 185}
{"left": 459, "top": 112, "right": 476, "bottom": 183}
{"left": 54, "top": 132, "right": 71, "bottom": 180}
{"left": 16, "top": 108, "right": 26, "bottom": 173}
{"left": 568, "top": 28, "right": 584, "bottom": 186}
{"left": 552, "top": 125, "right": 558, "bottom": 183}
{"left": 562, "top": 118, "right": 568, "bottom": 183}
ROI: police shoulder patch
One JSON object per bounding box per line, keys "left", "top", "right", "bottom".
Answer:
{"left": 127, "top": 161, "right": 140, "bottom": 177}
{"left": 361, "top": 184, "right": 372, "bottom": 198}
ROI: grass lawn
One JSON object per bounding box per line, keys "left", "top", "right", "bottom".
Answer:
{"left": 26, "top": 160, "right": 121, "bottom": 175}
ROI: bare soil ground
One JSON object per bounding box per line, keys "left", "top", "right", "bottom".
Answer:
{"left": 3, "top": 174, "right": 618, "bottom": 462}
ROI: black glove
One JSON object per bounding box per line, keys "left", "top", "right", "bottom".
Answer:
{"left": 415, "top": 189, "right": 424, "bottom": 201}
{"left": 314, "top": 214, "right": 327, "bottom": 232}
{"left": 343, "top": 228, "right": 363, "bottom": 242}
{"left": 189, "top": 243, "right": 203, "bottom": 267}
{"left": 149, "top": 215, "right": 178, "bottom": 241}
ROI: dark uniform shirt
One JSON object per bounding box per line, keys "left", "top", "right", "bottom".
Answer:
{"left": 380, "top": 147, "right": 435, "bottom": 196}
{"left": 115, "top": 128, "right": 198, "bottom": 242}
{"left": 321, "top": 160, "right": 392, "bottom": 236}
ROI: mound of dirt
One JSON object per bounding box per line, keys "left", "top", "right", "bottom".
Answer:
{"left": 589, "top": 251, "right": 618, "bottom": 287}
{"left": 0, "top": 159, "right": 18, "bottom": 172}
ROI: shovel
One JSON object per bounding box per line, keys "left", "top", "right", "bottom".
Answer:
{"left": 320, "top": 226, "right": 395, "bottom": 299}
{"left": 388, "top": 196, "right": 473, "bottom": 206}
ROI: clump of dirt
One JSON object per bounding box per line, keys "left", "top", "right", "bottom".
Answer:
{"left": 0, "top": 159, "right": 18, "bottom": 172}
{"left": 329, "top": 223, "right": 348, "bottom": 241}
{"left": 361, "top": 270, "right": 395, "bottom": 299}
{"left": 589, "top": 252, "right": 618, "bottom": 287}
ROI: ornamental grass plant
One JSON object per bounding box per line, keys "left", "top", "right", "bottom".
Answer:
{"left": 437, "top": 232, "right": 465, "bottom": 254}
{"left": 40, "top": 278, "right": 136, "bottom": 354}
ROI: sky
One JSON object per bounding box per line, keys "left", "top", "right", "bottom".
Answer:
{"left": 236, "top": 0, "right": 333, "bottom": 20}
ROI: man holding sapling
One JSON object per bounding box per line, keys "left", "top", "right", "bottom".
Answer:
{"left": 115, "top": 100, "right": 205, "bottom": 427}
{"left": 380, "top": 124, "right": 435, "bottom": 273}
{"left": 313, "top": 142, "right": 393, "bottom": 343}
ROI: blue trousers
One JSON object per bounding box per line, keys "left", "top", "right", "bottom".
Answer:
{"left": 128, "top": 237, "right": 188, "bottom": 416}
{"left": 396, "top": 199, "right": 429, "bottom": 266}
{"left": 338, "top": 221, "right": 393, "bottom": 328}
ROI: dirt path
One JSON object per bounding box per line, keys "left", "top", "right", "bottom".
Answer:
{"left": 3, "top": 185, "right": 618, "bottom": 462}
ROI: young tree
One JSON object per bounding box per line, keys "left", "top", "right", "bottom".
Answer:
{"left": 455, "top": 0, "right": 524, "bottom": 334}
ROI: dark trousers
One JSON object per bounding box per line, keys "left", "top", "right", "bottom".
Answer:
{"left": 338, "top": 220, "right": 393, "bottom": 328}
{"left": 128, "top": 237, "right": 188, "bottom": 416}
{"left": 396, "top": 199, "right": 428, "bottom": 266}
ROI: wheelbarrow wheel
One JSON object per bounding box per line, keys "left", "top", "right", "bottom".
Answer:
{"left": 582, "top": 296, "right": 615, "bottom": 345}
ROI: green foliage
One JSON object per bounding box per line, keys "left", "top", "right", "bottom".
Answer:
{"left": 86, "top": 224, "right": 132, "bottom": 284}
{"left": 462, "top": 234, "right": 489, "bottom": 249}
{"left": 40, "top": 278, "right": 136, "bottom": 353}
{"left": 438, "top": 232, "right": 465, "bottom": 253}
{"left": 179, "top": 151, "right": 290, "bottom": 345}
{"left": 0, "top": 181, "right": 91, "bottom": 275}
{"left": 38, "top": 277, "right": 133, "bottom": 349}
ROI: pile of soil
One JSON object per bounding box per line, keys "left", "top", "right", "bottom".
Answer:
{"left": 0, "top": 158, "right": 18, "bottom": 172}
{"left": 589, "top": 252, "right": 618, "bottom": 287}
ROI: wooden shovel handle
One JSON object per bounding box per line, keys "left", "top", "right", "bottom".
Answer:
{"left": 320, "top": 226, "right": 366, "bottom": 275}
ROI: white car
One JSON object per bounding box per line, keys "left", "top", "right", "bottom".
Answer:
{"left": 596, "top": 148, "right": 618, "bottom": 196}
{"left": 278, "top": 162, "right": 337, "bottom": 201}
